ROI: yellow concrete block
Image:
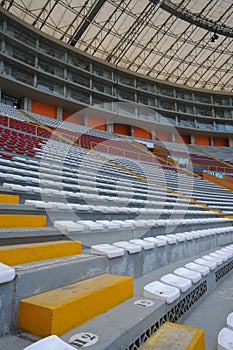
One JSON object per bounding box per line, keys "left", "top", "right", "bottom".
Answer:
{"left": 0, "top": 194, "right": 19, "bottom": 204}
{"left": 141, "top": 322, "right": 205, "bottom": 350}
{"left": 0, "top": 214, "right": 46, "bottom": 228}
{"left": 0, "top": 241, "right": 82, "bottom": 265}
{"left": 18, "top": 274, "right": 133, "bottom": 337}
{"left": 218, "top": 215, "right": 233, "bottom": 220}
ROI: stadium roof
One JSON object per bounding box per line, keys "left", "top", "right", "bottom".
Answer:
{"left": 1, "top": 0, "right": 233, "bottom": 92}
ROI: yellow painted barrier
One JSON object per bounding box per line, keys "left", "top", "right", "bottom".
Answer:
{"left": 0, "top": 241, "right": 82, "bottom": 265}
{"left": 18, "top": 274, "right": 133, "bottom": 337}
{"left": 0, "top": 214, "right": 46, "bottom": 228}
{"left": 0, "top": 194, "right": 19, "bottom": 204}
{"left": 141, "top": 322, "right": 205, "bottom": 350}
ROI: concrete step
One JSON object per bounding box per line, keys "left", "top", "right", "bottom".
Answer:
{"left": 0, "top": 194, "right": 19, "bottom": 204}
{"left": 0, "top": 214, "right": 46, "bottom": 229}
{"left": 18, "top": 273, "right": 133, "bottom": 337}
{"left": 0, "top": 241, "right": 82, "bottom": 265}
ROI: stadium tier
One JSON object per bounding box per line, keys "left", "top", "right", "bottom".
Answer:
{"left": 0, "top": 3, "right": 233, "bottom": 350}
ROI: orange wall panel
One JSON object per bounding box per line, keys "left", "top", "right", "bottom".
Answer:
{"left": 114, "top": 124, "right": 131, "bottom": 136}
{"left": 134, "top": 126, "right": 151, "bottom": 140}
{"left": 195, "top": 135, "right": 210, "bottom": 146}
{"left": 213, "top": 138, "right": 228, "bottom": 147}
{"left": 31, "top": 100, "right": 56, "bottom": 119}
{"left": 156, "top": 131, "right": 170, "bottom": 142}
{"left": 63, "top": 113, "right": 83, "bottom": 125}
{"left": 175, "top": 135, "right": 190, "bottom": 144}
{"left": 88, "top": 116, "right": 106, "bottom": 131}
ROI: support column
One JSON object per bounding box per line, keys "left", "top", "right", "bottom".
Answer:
{"left": 210, "top": 136, "right": 214, "bottom": 146}
{"left": 190, "top": 134, "right": 195, "bottom": 145}
{"left": 131, "top": 125, "right": 134, "bottom": 137}
{"left": 151, "top": 128, "right": 156, "bottom": 140}
{"left": 106, "top": 121, "right": 113, "bottom": 134}
{"left": 56, "top": 106, "right": 63, "bottom": 122}
{"left": 23, "top": 97, "right": 32, "bottom": 111}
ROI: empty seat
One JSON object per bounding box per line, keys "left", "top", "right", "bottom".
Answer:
{"left": 90, "top": 244, "right": 124, "bottom": 258}
{"left": 160, "top": 273, "right": 192, "bottom": 292}
{"left": 157, "top": 235, "right": 176, "bottom": 244}
{"left": 194, "top": 258, "right": 217, "bottom": 270}
{"left": 76, "top": 220, "right": 104, "bottom": 231}
{"left": 0, "top": 262, "right": 15, "bottom": 284}
{"left": 221, "top": 248, "right": 233, "bottom": 258}
{"left": 23, "top": 335, "right": 76, "bottom": 349}
{"left": 54, "top": 221, "right": 85, "bottom": 232}
{"left": 95, "top": 220, "right": 121, "bottom": 230}
{"left": 174, "top": 267, "right": 202, "bottom": 283}
{"left": 113, "top": 241, "right": 141, "bottom": 254}
{"left": 215, "top": 250, "right": 231, "bottom": 260}
{"left": 129, "top": 239, "right": 154, "bottom": 250}
{"left": 202, "top": 255, "right": 223, "bottom": 266}
{"left": 144, "top": 237, "right": 167, "bottom": 247}
{"left": 227, "top": 313, "right": 233, "bottom": 331}
{"left": 217, "top": 327, "right": 233, "bottom": 350}
{"left": 209, "top": 252, "right": 227, "bottom": 263}
{"left": 143, "top": 281, "right": 180, "bottom": 304}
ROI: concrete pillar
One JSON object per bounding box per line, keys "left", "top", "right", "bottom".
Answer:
{"left": 83, "top": 113, "right": 88, "bottom": 127}
{"left": 56, "top": 106, "right": 63, "bottom": 121}
{"left": 107, "top": 122, "right": 113, "bottom": 134}
{"left": 190, "top": 134, "right": 195, "bottom": 145}
{"left": 23, "top": 96, "right": 32, "bottom": 111}
{"left": 131, "top": 125, "right": 134, "bottom": 137}
{"left": 210, "top": 136, "right": 214, "bottom": 146}
{"left": 151, "top": 128, "right": 156, "bottom": 140}
{"left": 170, "top": 132, "right": 175, "bottom": 142}
{"left": 228, "top": 138, "right": 233, "bottom": 147}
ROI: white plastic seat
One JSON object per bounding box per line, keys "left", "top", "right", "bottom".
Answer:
{"left": 157, "top": 235, "right": 176, "bottom": 244}
{"left": 113, "top": 241, "right": 141, "bottom": 254}
{"left": 0, "top": 263, "right": 15, "bottom": 284}
{"left": 54, "top": 221, "right": 85, "bottom": 232}
{"left": 160, "top": 273, "right": 192, "bottom": 292}
{"left": 167, "top": 234, "right": 184, "bottom": 243}
{"left": 76, "top": 220, "right": 104, "bottom": 231}
{"left": 129, "top": 239, "right": 154, "bottom": 250}
{"left": 221, "top": 248, "right": 233, "bottom": 258}
{"left": 90, "top": 244, "right": 124, "bottom": 259}
{"left": 209, "top": 252, "right": 226, "bottom": 263}
{"left": 173, "top": 233, "right": 186, "bottom": 242}
{"left": 217, "top": 327, "right": 233, "bottom": 350}
{"left": 111, "top": 220, "right": 134, "bottom": 229}
{"left": 202, "top": 254, "right": 223, "bottom": 266}
{"left": 23, "top": 335, "right": 76, "bottom": 349}
{"left": 215, "top": 250, "right": 231, "bottom": 261}
{"left": 96, "top": 220, "right": 121, "bottom": 230}
{"left": 143, "top": 281, "right": 180, "bottom": 304}
{"left": 227, "top": 313, "right": 233, "bottom": 331}
{"left": 144, "top": 237, "right": 167, "bottom": 247}
{"left": 174, "top": 267, "right": 202, "bottom": 283}
{"left": 194, "top": 258, "right": 217, "bottom": 270}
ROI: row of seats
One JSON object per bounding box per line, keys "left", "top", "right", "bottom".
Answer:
{"left": 143, "top": 244, "right": 233, "bottom": 304}
{"left": 53, "top": 218, "right": 231, "bottom": 234}
{"left": 89, "top": 228, "right": 233, "bottom": 258}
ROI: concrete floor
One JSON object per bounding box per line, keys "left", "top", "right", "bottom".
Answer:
{"left": 184, "top": 273, "right": 233, "bottom": 350}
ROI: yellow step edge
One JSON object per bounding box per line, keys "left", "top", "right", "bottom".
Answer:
{"left": 0, "top": 214, "right": 46, "bottom": 228}
{"left": 218, "top": 215, "right": 233, "bottom": 220}
{"left": 0, "top": 194, "right": 19, "bottom": 204}
{"left": 18, "top": 274, "right": 133, "bottom": 337}
{"left": 141, "top": 322, "right": 205, "bottom": 350}
{"left": 0, "top": 241, "right": 82, "bottom": 265}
